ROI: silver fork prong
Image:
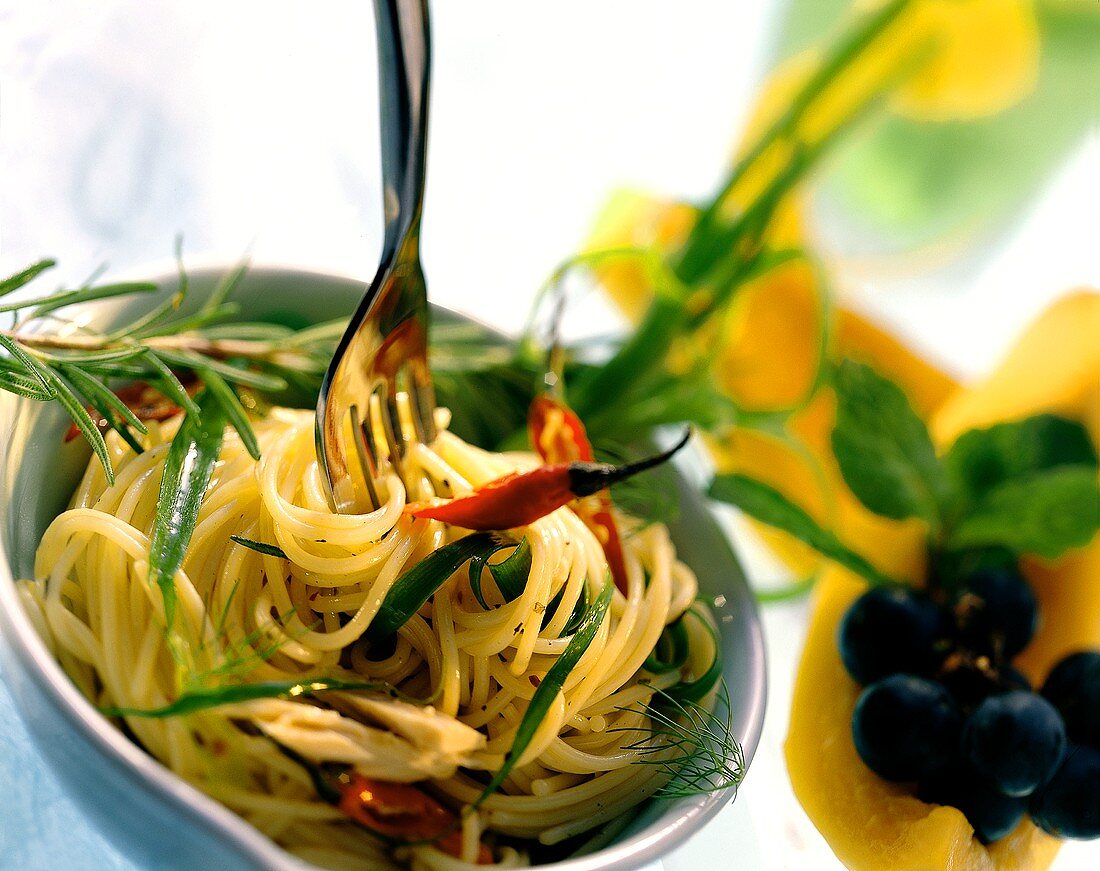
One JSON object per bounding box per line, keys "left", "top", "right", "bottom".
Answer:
{"left": 379, "top": 379, "right": 407, "bottom": 486}
{"left": 350, "top": 403, "right": 382, "bottom": 510}
{"left": 408, "top": 358, "right": 437, "bottom": 444}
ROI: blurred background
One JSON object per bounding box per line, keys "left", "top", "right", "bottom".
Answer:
{"left": 1, "top": 1, "right": 1097, "bottom": 868}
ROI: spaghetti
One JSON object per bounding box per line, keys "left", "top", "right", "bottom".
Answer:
{"left": 21, "top": 405, "right": 718, "bottom": 869}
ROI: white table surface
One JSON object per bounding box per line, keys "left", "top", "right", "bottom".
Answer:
{"left": 1, "top": 2, "right": 1097, "bottom": 869}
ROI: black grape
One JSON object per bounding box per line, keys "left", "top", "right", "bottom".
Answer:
{"left": 1041, "top": 650, "right": 1100, "bottom": 746}
{"left": 852, "top": 675, "right": 961, "bottom": 782}
{"left": 938, "top": 654, "right": 1029, "bottom": 713}
{"left": 919, "top": 763, "right": 1027, "bottom": 844}
{"left": 1030, "top": 743, "right": 1100, "bottom": 840}
{"left": 839, "top": 586, "right": 945, "bottom": 684}
{"left": 1000, "top": 665, "right": 1031, "bottom": 692}
{"left": 952, "top": 566, "right": 1038, "bottom": 660}
{"left": 962, "top": 691, "right": 1066, "bottom": 797}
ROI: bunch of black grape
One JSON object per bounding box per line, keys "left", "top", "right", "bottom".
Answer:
{"left": 839, "top": 564, "right": 1099, "bottom": 843}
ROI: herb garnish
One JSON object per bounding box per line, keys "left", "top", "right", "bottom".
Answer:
{"left": 710, "top": 360, "right": 1100, "bottom": 584}
{"left": 149, "top": 391, "right": 227, "bottom": 637}
{"left": 614, "top": 681, "right": 744, "bottom": 799}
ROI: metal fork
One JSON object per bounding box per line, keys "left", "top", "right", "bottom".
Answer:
{"left": 317, "top": 0, "right": 437, "bottom": 514}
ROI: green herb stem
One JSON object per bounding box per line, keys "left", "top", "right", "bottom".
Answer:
{"left": 474, "top": 580, "right": 613, "bottom": 807}
{"left": 101, "top": 677, "right": 396, "bottom": 719}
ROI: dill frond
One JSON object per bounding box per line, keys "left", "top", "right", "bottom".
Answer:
{"left": 612, "top": 681, "right": 745, "bottom": 799}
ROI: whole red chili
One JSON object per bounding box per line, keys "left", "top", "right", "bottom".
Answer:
{"left": 410, "top": 429, "right": 690, "bottom": 534}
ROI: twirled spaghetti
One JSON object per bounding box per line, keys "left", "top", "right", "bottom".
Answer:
{"left": 21, "top": 406, "right": 722, "bottom": 870}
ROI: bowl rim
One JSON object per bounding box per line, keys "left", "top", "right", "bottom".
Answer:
{"left": 0, "top": 261, "right": 767, "bottom": 871}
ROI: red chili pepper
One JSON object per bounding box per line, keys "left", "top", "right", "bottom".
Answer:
{"left": 529, "top": 394, "right": 594, "bottom": 463}
{"left": 336, "top": 772, "right": 491, "bottom": 863}
{"left": 528, "top": 395, "right": 630, "bottom": 594}
{"left": 410, "top": 430, "right": 690, "bottom": 537}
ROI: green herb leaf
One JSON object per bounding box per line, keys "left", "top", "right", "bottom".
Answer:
{"left": 142, "top": 351, "right": 201, "bottom": 417}
{"left": 666, "top": 603, "right": 724, "bottom": 702}
{"left": 644, "top": 617, "right": 690, "bottom": 674}
{"left": 0, "top": 259, "right": 56, "bottom": 297}
{"left": 59, "top": 365, "right": 149, "bottom": 435}
{"left": 101, "top": 677, "right": 394, "bottom": 718}
{"left": 60, "top": 366, "right": 146, "bottom": 455}
{"left": 545, "top": 582, "right": 589, "bottom": 637}
{"left": 944, "top": 414, "right": 1098, "bottom": 505}
{"left": 949, "top": 466, "right": 1100, "bottom": 559}
{"left": 614, "top": 681, "right": 744, "bottom": 799}
{"left": 0, "top": 369, "right": 53, "bottom": 400}
{"left": 489, "top": 538, "right": 532, "bottom": 601}
{"left": 475, "top": 580, "right": 613, "bottom": 806}
{"left": 468, "top": 537, "right": 529, "bottom": 609}
{"left": 152, "top": 349, "right": 286, "bottom": 392}
{"left": 114, "top": 289, "right": 187, "bottom": 341}
{"left": 40, "top": 345, "right": 150, "bottom": 366}
{"left": 137, "top": 303, "right": 242, "bottom": 339}
{"left": 831, "top": 359, "right": 947, "bottom": 528}
{"left": 0, "top": 335, "right": 55, "bottom": 400}
{"left": 230, "top": 535, "right": 288, "bottom": 559}
{"left": 149, "top": 391, "right": 227, "bottom": 631}
{"left": 6, "top": 281, "right": 158, "bottom": 318}
{"left": 368, "top": 532, "right": 515, "bottom": 640}
{"left": 42, "top": 368, "right": 115, "bottom": 484}
{"left": 194, "top": 365, "right": 261, "bottom": 460}
{"left": 709, "top": 473, "right": 895, "bottom": 586}
{"left": 201, "top": 260, "right": 249, "bottom": 315}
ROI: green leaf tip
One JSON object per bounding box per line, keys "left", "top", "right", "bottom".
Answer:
{"left": 831, "top": 358, "right": 947, "bottom": 528}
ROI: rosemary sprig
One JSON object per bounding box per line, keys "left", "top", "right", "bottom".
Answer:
{"left": 0, "top": 258, "right": 343, "bottom": 480}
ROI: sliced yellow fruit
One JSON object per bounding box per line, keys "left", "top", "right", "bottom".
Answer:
{"left": 787, "top": 290, "right": 1100, "bottom": 869}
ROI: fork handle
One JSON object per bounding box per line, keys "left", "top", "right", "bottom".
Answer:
{"left": 373, "top": 0, "right": 431, "bottom": 261}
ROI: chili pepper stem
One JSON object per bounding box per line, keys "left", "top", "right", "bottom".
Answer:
{"left": 568, "top": 428, "right": 691, "bottom": 497}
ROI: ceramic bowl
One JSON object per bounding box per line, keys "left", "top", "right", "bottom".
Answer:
{"left": 0, "top": 264, "right": 766, "bottom": 870}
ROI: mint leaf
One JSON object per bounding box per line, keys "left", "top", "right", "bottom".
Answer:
{"left": 709, "top": 473, "right": 895, "bottom": 586}
{"left": 949, "top": 466, "right": 1100, "bottom": 559}
{"left": 831, "top": 359, "right": 947, "bottom": 528}
{"left": 944, "top": 414, "right": 1098, "bottom": 504}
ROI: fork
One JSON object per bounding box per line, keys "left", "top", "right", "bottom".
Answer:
{"left": 317, "top": 0, "right": 437, "bottom": 513}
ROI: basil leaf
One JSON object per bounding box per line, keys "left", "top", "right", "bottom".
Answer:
{"left": 368, "top": 532, "right": 514, "bottom": 640}
{"left": 831, "top": 359, "right": 948, "bottom": 528}
{"left": 944, "top": 414, "right": 1098, "bottom": 505}
{"left": 149, "top": 391, "right": 227, "bottom": 631}
{"left": 949, "top": 466, "right": 1100, "bottom": 559}
{"left": 475, "top": 580, "right": 613, "bottom": 806}
{"left": 709, "top": 473, "right": 895, "bottom": 586}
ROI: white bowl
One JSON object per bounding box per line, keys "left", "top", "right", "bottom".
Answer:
{"left": 0, "top": 264, "right": 766, "bottom": 870}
